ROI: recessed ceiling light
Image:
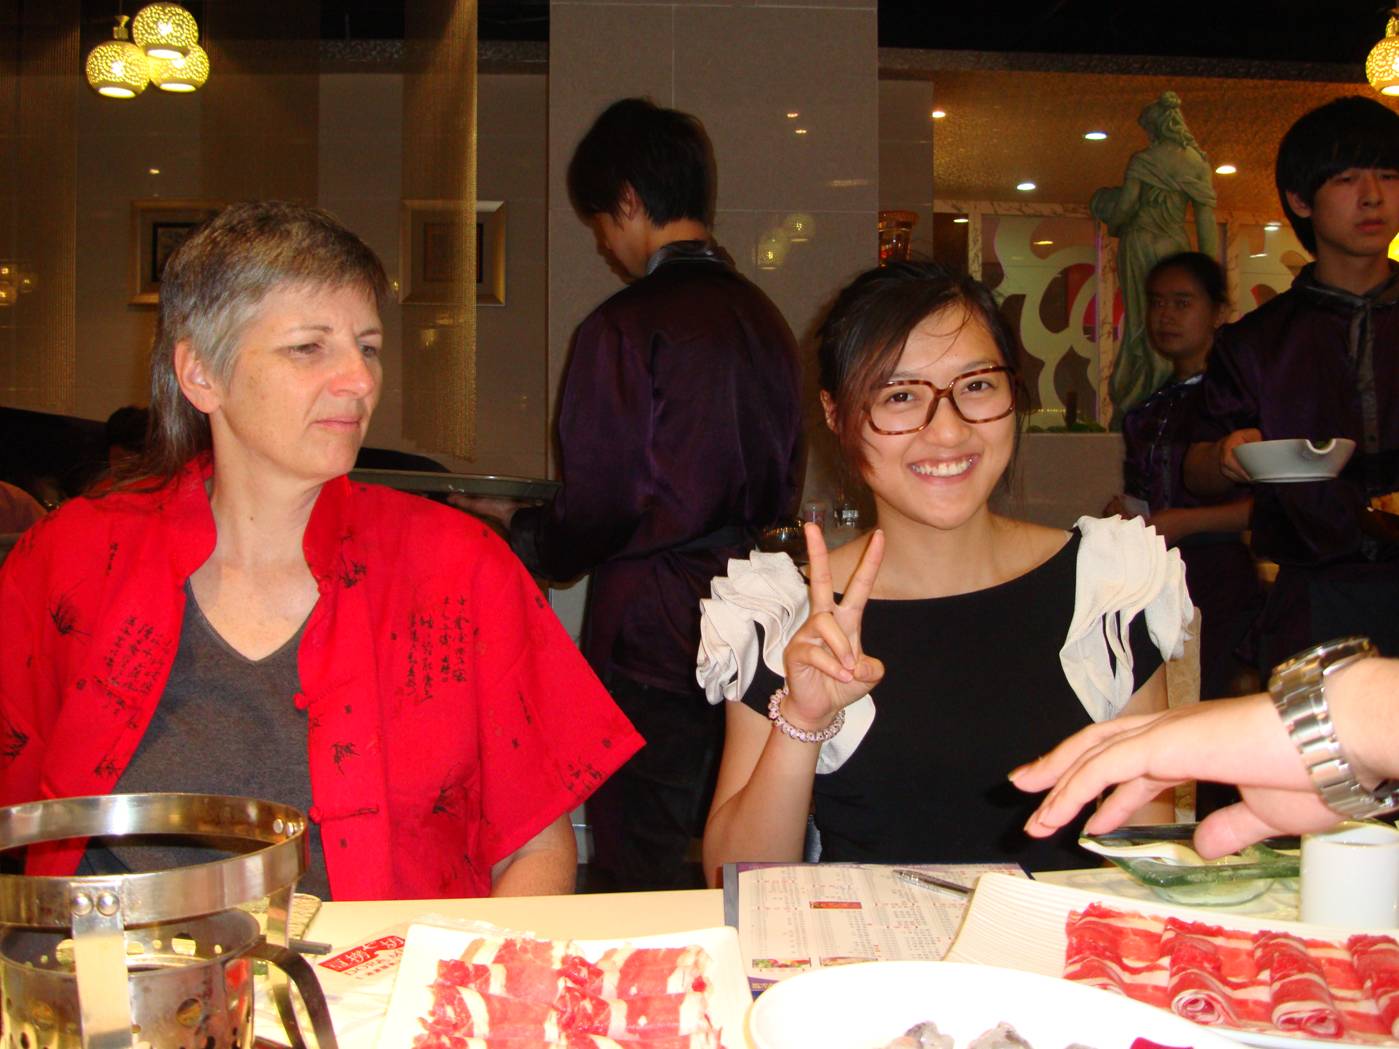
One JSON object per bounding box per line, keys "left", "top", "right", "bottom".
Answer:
{"left": 952, "top": 216, "right": 970, "bottom": 224}
{"left": 1263, "top": 221, "right": 1281, "bottom": 231}
{"left": 1249, "top": 252, "right": 1268, "bottom": 258}
{"left": 1215, "top": 164, "right": 1238, "bottom": 175}
{"left": 794, "top": 128, "right": 808, "bottom": 136}
{"left": 1016, "top": 181, "right": 1037, "bottom": 192}
{"left": 1033, "top": 239, "right": 1054, "bottom": 246}
{"left": 786, "top": 112, "right": 799, "bottom": 119}
{"left": 930, "top": 109, "right": 947, "bottom": 120}
{"left": 1083, "top": 131, "right": 1108, "bottom": 141}
{"left": 148, "top": 167, "right": 160, "bottom": 175}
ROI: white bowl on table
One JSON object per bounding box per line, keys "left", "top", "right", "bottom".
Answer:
{"left": 1233, "top": 438, "right": 1356, "bottom": 483}
{"left": 747, "top": 959, "right": 1241, "bottom": 1049}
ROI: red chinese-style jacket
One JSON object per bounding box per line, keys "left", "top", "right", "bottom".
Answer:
{"left": 0, "top": 458, "right": 641, "bottom": 899}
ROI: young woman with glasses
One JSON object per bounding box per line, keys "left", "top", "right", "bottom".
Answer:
{"left": 698, "top": 262, "right": 1186, "bottom": 879}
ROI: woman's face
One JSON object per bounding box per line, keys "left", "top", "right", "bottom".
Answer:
{"left": 848, "top": 307, "right": 1014, "bottom": 535}
{"left": 189, "top": 282, "right": 383, "bottom": 488}
{"left": 1146, "top": 267, "right": 1225, "bottom": 366}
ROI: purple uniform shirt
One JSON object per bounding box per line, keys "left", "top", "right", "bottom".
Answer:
{"left": 512, "top": 243, "right": 801, "bottom": 694}
{"left": 1193, "top": 263, "right": 1399, "bottom": 567}
{"left": 1123, "top": 374, "right": 1213, "bottom": 514}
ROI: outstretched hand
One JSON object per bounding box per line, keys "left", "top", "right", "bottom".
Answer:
{"left": 1009, "top": 697, "right": 1342, "bottom": 858}
{"left": 781, "top": 524, "right": 887, "bottom": 732}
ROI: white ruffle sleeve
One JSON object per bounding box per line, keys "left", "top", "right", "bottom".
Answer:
{"left": 696, "top": 551, "right": 874, "bottom": 773}
{"left": 1061, "top": 514, "right": 1193, "bottom": 722}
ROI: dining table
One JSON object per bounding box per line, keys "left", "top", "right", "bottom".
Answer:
{"left": 302, "top": 886, "right": 724, "bottom": 947}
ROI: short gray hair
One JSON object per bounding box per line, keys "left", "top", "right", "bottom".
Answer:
{"left": 118, "top": 201, "right": 389, "bottom": 490}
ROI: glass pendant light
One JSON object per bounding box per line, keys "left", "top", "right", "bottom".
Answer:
{"left": 132, "top": 2, "right": 199, "bottom": 60}
{"left": 150, "top": 42, "right": 209, "bottom": 92}
{"left": 85, "top": 15, "right": 150, "bottom": 99}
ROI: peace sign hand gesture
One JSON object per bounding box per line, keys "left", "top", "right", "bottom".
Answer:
{"left": 780, "top": 523, "right": 887, "bottom": 733}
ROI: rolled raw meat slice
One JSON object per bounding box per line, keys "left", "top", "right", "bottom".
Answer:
{"left": 561, "top": 991, "right": 712, "bottom": 1041}
{"left": 436, "top": 959, "right": 567, "bottom": 1005}
{"left": 1067, "top": 904, "right": 1164, "bottom": 969}
{"left": 421, "top": 987, "right": 561, "bottom": 1042}
{"left": 565, "top": 1033, "right": 721, "bottom": 1049}
{"left": 1350, "top": 934, "right": 1399, "bottom": 1037}
{"left": 1064, "top": 907, "right": 1168, "bottom": 1007}
{"left": 1162, "top": 921, "right": 1241, "bottom": 1027}
{"left": 461, "top": 934, "right": 573, "bottom": 971}
{"left": 1252, "top": 931, "right": 1344, "bottom": 1038}
{"left": 582, "top": 946, "right": 714, "bottom": 998}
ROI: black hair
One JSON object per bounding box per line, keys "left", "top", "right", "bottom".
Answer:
{"left": 816, "top": 260, "right": 1022, "bottom": 475}
{"left": 1146, "top": 251, "right": 1228, "bottom": 306}
{"left": 1276, "top": 96, "right": 1399, "bottom": 254}
{"left": 566, "top": 97, "right": 716, "bottom": 227}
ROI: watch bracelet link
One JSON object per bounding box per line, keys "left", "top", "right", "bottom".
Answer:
{"left": 1269, "top": 637, "right": 1399, "bottom": 819}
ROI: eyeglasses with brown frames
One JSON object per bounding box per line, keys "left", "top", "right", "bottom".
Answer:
{"left": 866, "top": 365, "right": 1017, "bottom": 435}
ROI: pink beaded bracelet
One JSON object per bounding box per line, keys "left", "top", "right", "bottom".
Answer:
{"left": 767, "top": 686, "right": 846, "bottom": 743}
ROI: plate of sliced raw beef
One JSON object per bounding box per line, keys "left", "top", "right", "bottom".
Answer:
{"left": 946, "top": 874, "right": 1399, "bottom": 1049}
{"left": 375, "top": 921, "right": 750, "bottom": 1049}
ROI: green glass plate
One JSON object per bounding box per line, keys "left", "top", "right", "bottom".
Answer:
{"left": 1079, "top": 838, "right": 1300, "bottom": 906}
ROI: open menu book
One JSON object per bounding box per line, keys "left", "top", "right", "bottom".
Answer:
{"left": 721, "top": 861, "right": 1027, "bottom": 994}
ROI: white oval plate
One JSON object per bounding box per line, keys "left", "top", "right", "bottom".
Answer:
{"left": 748, "top": 959, "right": 1241, "bottom": 1049}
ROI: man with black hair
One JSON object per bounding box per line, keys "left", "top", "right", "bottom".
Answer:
{"left": 472, "top": 97, "right": 801, "bottom": 889}
{"left": 1185, "top": 96, "right": 1399, "bottom": 668}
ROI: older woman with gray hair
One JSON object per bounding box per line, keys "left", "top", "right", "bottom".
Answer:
{"left": 0, "top": 201, "right": 641, "bottom": 899}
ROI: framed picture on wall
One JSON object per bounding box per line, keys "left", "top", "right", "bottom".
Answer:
{"left": 400, "top": 199, "right": 506, "bottom": 306}
{"left": 129, "top": 199, "right": 223, "bottom": 306}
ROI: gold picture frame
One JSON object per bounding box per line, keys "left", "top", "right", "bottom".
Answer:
{"left": 400, "top": 199, "right": 505, "bottom": 306}
{"left": 129, "top": 199, "right": 223, "bottom": 306}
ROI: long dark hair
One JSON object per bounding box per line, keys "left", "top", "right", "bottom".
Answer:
{"left": 109, "top": 201, "right": 389, "bottom": 492}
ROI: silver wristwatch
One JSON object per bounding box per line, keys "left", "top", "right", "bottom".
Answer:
{"left": 1268, "top": 636, "right": 1399, "bottom": 819}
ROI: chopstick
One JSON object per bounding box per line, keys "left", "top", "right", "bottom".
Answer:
{"left": 892, "top": 868, "right": 973, "bottom": 897}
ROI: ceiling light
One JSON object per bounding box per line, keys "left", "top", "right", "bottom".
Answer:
{"left": 85, "top": 16, "right": 150, "bottom": 98}
{"left": 931, "top": 109, "right": 947, "bottom": 120}
{"left": 794, "top": 128, "right": 808, "bottom": 135}
{"left": 1367, "top": 15, "right": 1399, "bottom": 96}
{"left": 1016, "top": 181, "right": 1037, "bottom": 192}
{"left": 786, "top": 112, "right": 799, "bottom": 119}
{"left": 1215, "top": 164, "right": 1237, "bottom": 175}
{"left": 148, "top": 167, "right": 160, "bottom": 175}
{"left": 131, "top": 2, "right": 198, "bottom": 60}
{"left": 1033, "top": 239, "right": 1054, "bottom": 246}
{"left": 1084, "top": 130, "right": 1108, "bottom": 141}
{"left": 149, "top": 42, "right": 209, "bottom": 92}
{"left": 1249, "top": 252, "right": 1268, "bottom": 258}
{"left": 1263, "top": 221, "right": 1281, "bottom": 232}
{"left": 952, "top": 216, "right": 969, "bottom": 224}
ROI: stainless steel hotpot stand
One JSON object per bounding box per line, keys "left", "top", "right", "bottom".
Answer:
{"left": 0, "top": 793, "right": 338, "bottom": 1049}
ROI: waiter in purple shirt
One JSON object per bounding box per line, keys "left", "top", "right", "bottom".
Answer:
{"left": 464, "top": 98, "right": 801, "bottom": 889}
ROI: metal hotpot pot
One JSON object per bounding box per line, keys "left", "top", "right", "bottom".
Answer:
{"left": 0, "top": 793, "right": 337, "bottom": 1049}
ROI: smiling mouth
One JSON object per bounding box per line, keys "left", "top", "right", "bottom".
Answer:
{"left": 911, "top": 456, "right": 975, "bottom": 478}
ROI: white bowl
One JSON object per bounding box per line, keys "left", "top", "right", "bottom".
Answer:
{"left": 1233, "top": 438, "right": 1356, "bottom": 483}
{"left": 747, "top": 960, "right": 1241, "bottom": 1049}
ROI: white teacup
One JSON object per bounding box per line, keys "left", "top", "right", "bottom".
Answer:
{"left": 1299, "top": 820, "right": 1399, "bottom": 927}
{"left": 1233, "top": 437, "right": 1357, "bottom": 481}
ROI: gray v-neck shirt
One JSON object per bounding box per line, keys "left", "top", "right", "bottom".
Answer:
{"left": 80, "top": 582, "right": 329, "bottom": 898}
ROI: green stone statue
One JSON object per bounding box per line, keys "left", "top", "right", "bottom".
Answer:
{"left": 1091, "top": 91, "right": 1218, "bottom": 426}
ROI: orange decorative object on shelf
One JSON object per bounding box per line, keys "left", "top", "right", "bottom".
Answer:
{"left": 878, "top": 210, "right": 919, "bottom": 266}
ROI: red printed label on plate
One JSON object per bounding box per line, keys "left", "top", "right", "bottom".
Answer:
{"left": 320, "top": 934, "right": 407, "bottom": 979}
